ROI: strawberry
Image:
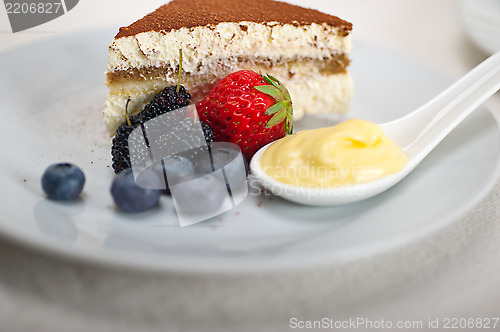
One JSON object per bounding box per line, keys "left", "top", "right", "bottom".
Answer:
{"left": 196, "top": 70, "right": 293, "bottom": 160}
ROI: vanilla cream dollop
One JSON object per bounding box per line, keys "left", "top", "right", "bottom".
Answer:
{"left": 260, "top": 119, "right": 408, "bottom": 187}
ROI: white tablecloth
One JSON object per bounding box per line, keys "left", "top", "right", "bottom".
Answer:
{"left": 1, "top": 0, "right": 499, "bottom": 331}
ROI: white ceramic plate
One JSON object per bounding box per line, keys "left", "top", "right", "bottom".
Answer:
{"left": 459, "top": 0, "right": 500, "bottom": 55}
{"left": 0, "top": 28, "right": 499, "bottom": 274}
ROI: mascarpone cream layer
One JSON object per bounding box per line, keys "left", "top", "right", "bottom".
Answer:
{"left": 103, "top": 72, "right": 353, "bottom": 135}
{"left": 107, "top": 21, "right": 352, "bottom": 75}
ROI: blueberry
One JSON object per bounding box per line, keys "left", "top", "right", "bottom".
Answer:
{"left": 41, "top": 163, "right": 85, "bottom": 201}
{"left": 195, "top": 143, "right": 248, "bottom": 189}
{"left": 151, "top": 155, "right": 196, "bottom": 195}
{"left": 111, "top": 168, "right": 162, "bottom": 213}
{"left": 171, "top": 174, "right": 226, "bottom": 215}
{"left": 162, "top": 155, "right": 195, "bottom": 185}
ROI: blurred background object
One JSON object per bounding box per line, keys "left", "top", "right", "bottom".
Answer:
{"left": 459, "top": 0, "right": 500, "bottom": 55}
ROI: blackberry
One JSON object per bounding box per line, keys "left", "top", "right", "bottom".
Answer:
{"left": 111, "top": 85, "right": 214, "bottom": 173}
{"left": 136, "top": 116, "right": 215, "bottom": 171}
{"left": 152, "top": 117, "right": 215, "bottom": 155}
{"left": 137, "top": 85, "right": 191, "bottom": 123}
{"left": 111, "top": 125, "right": 135, "bottom": 172}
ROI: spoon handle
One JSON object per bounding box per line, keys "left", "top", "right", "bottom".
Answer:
{"left": 383, "top": 51, "right": 500, "bottom": 160}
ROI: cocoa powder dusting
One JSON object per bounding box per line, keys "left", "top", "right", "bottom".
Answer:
{"left": 115, "top": 0, "right": 352, "bottom": 38}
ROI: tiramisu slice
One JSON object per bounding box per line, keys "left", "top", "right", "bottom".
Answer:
{"left": 104, "top": 0, "right": 353, "bottom": 134}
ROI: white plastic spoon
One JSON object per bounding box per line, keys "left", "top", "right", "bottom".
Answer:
{"left": 250, "top": 51, "right": 500, "bottom": 206}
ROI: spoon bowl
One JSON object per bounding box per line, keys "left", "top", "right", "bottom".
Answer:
{"left": 250, "top": 51, "right": 500, "bottom": 206}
